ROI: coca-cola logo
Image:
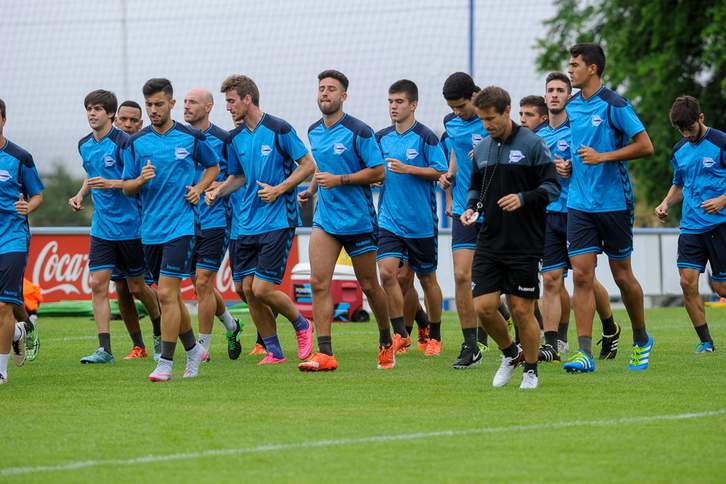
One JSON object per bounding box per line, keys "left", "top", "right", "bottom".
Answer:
{"left": 32, "top": 240, "right": 91, "bottom": 295}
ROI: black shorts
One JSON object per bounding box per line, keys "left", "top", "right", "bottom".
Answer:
{"left": 328, "top": 231, "right": 378, "bottom": 257}
{"left": 677, "top": 223, "right": 726, "bottom": 281}
{"left": 451, "top": 215, "right": 481, "bottom": 251}
{"left": 567, "top": 208, "right": 633, "bottom": 260}
{"left": 89, "top": 237, "right": 147, "bottom": 277}
{"left": 0, "top": 252, "right": 27, "bottom": 305}
{"left": 234, "top": 228, "right": 295, "bottom": 285}
{"left": 192, "top": 227, "right": 230, "bottom": 272}
{"left": 472, "top": 251, "right": 541, "bottom": 299}
{"left": 376, "top": 229, "right": 437, "bottom": 274}
{"left": 542, "top": 211, "right": 571, "bottom": 273}
{"left": 144, "top": 235, "right": 196, "bottom": 282}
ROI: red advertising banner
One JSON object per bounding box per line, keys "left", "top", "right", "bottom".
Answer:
{"left": 26, "top": 231, "right": 297, "bottom": 303}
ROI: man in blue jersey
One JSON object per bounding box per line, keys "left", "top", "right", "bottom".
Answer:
{"left": 655, "top": 95, "right": 726, "bottom": 353}
{"left": 69, "top": 90, "right": 162, "bottom": 364}
{"left": 534, "top": 73, "right": 616, "bottom": 363}
{"left": 122, "top": 78, "right": 220, "bottom": 381}
{"left": 297, "top": 69, "right": 394, "bottom": 371}
{"left": 462, "top": 87, "right": 560, "bottom": 389}
{"left": 562, "top": 43, "right": 654, "bottom": 372}
{"left": 438, "top": 72, "right": 504, "bottom": 369}
{"left": 0, "top": 98, "right": 45, "bottom": 384}
{"left": 375, "top": 79, "right": 448, "bottom": 358}
{"left": 183, "top": 87, "right": 243, "bottom": 360}
{"left": 206, "top": 75, "right": 315, "bottom": 365}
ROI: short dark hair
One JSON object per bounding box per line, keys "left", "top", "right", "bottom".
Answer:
{"left": 389, "top": 79, "right": 418, "bottom": 103}
{"left": 473, "top": 86, "right": 510, "bottom": 115}
{"left": 318, "top": 70, "right": 349, "bottom": 92}
{"left": 119, "top": 100, "right": 142, "bottom": 114}
{"left": 442, "top": 72, "right": 479, "bottom": 101}
{"left": 519, "top": 95, "right": 547, "bottom": 118}
{"left": 84, "top": 89, "right": 118, "bottom": 115}
{"left": 0, "top": 99, "right": 5, "bottom": 119}
{"left": 142, "top": 78, "right": 173, "bottom": 99}
{"left": 569, "top": 42, "right": 606, "bottom": 77}
{"left": 545, "top": 71, "right": 572, "bottom": 95}
{"left": 669, "top": 95, "right": 702, "bottom": 130}
{"left": 220, "top": 75, "right": 260, "bottom": 106}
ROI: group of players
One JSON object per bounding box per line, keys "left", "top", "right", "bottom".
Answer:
{"left": 1, "top": 42, "right": 724, "bottom": 388}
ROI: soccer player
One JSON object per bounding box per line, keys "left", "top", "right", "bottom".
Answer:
{"left": 70, "top": 90, "right": 161, "bottom": 364}
{"left": 375, "top": 79, "right": 447, "bottom": 356}
{"left": 183, "top": 87, "right": 243, "bottom": 360}
{"left": 562, "top": 43, "right": 654, "bottom": 372}
{"left": 206, "top": 75, "right": 315, "bottom": 365}
{"left": 534, "top": 72, "right": 616, "bottom": 362}
{"left": 519, "top": 95, "right": 548, "bottom": 130}
{"left": 122, "top": 78, "right": 220, "bottom": 381}
{"left": 461, "top": 86, "right": 560, "bottom": 389}
{"left": 655, "top": 95, "right": 726, "bottom": 353}
{"left": 297, "top": 69, "right": 394, "bottom": 371}
{"left": 0, "top": 98, "right": 45, "bottom": 384}
{"left": 438, "top": 72, "right": 502, "bottom": 369}
{"left": 115, "top": 100, "right": 144, "bottom": 134}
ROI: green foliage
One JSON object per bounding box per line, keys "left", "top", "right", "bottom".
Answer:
{"left": 536, "top": 0, "right": 726, "bottom": 226}
{"left": 31, "top": 161, "right": 91, "bottom": 227}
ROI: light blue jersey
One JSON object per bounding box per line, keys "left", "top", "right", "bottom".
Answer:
{"left": 79, "top": 127, "right": 141, "bottom": 240}
{"left": 376, "top": 122, "right": 447, "bottom": 237}
{"left": 196, "top": 124, "right": 232, "bottom": 230}
{"left": 567, "top": 86, "right": 645, "bottom": 212}
{"left": 671, "top": 128, "right": 726, "bottom": 234}
{"left": 0, "top": 140, "right": 45, "bottom": 254}
{"left": 228, "top": 113, "right": 309, "bottom": 236}
{"left": 308, "top": 114, "right": 384, "bottom": 235}
{"left": 442, "top": 113, "right": 487, "bottom": 216}
{"left": 122, "top": 122, "right": 219, "bottom": 245}
{"left": 534, "top": 118, "right": 571, "bottom": 213}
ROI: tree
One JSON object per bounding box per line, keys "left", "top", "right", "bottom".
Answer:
{"left": 536, "top": 0, "right": 726, "bottom": 226}
{"left": 30, "top": 161, "right": 92, "bottom": 227}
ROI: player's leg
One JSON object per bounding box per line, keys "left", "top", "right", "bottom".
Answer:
{"left": 192, "top": 268, "right": 217, "bottom": 352}
{"left": 593, "top": 275, "right": 618, "bottom": 360}
{"left": 0, "top": 301, "right": 14, "bottom": 384}
{"left": 86, "top": 268, "right": 115, "bottom": 362}
{"left": 541, "top": 268, "right": 565, "bottom": 362}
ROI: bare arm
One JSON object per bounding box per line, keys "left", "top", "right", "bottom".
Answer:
{"left": 578, "top": 130, "right": 654, "bottom": 165}
{"left": 257, "top": 152, "right": 317, "bottom": 203}
{"left": 654, "top": 185, "right": 684, "bottom": 223}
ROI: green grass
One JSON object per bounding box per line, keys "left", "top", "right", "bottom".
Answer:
{"left": 3, "top": 307, "right": 726, "bottom": 483}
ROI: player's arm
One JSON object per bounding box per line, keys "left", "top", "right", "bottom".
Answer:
{"left": 69, "top": 176, "right": 91, "bottom": 211}
{"left": 15, "top": 193, "right": 43, "bottom": 216}
{"left": 578, "top": 130, "right": 654, "bottom": 165}
{"left": 298, "top": 175, "right": 317, "bottom": 208}
{"left": 257, "top": 152, "right": 317, "bottom": 203}
{"left": 655, "top": 185, "right": 683, "bottom": 222}
{"left": 438, "top": 150, "right": 457, "bottom": 189}
{"left": 315, "top": 165, "right": 385, "bottom": 189}
{"left": 186, "top": 164, "right": 220, "bottom": 205}
{"left": 206, "top": 173, "right": 245, "bottom": 206}
{"left": 386, "top": 158, "right": 446, "bottom": 181}
{"left": 87, "top": 177, "right": 123, "bottom": 190}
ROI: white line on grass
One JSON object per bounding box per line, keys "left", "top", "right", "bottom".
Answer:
{"left": 2, "top": 409, "right": 724, "bottom": 477}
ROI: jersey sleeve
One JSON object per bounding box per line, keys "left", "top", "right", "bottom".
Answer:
{"left": 278, "top": 124, "right": 309, "bottom": 162}
{"left": 227, "top": 140, "right": 244, "bottom": 177}
{"left": 611, "top": 102, "right": 646, "bottom": 140}
{"left": 121, "top": 144, "right": 140, "bottom": 180}
{"left": 20, "top": 158, "right": 45, "bottom": 196}
{"left": 424, "top": 133, "right": 448, "bottom": 172}
{"left": 355, "top": 128, "right": 385, "bottom": 169}
{"left": 194, "top": 137, "right": 219, "bottom": 169}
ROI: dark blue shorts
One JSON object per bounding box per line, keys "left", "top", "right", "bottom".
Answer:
{"left": 377, "top": 229, "right": 437, "bottom": 274}
{"left": 472, "top": 251, "right": 541, "bottom": 299}
{"left": 234, "top": 228, "right": 295, "bottom": 285}
{"left": 542, "top": 211, "right": 571, "bottom": 273}
{"left": 567, "top": 208, "right": 633, "bottom": 260}
{"left": 0, "top": 252, "right": 27, "bottom": 305}
{"left": 327, "top": 231, "right": 378, "bottom": 257}
{"left": 89, "top": 237, "right": 147, "bottom": 277}
{"left": 192, "top": 227, "right": 230, "bottom": 272}
{"left": 110, "top": 267, "right": 155, "bottom": 285}
{"left": 228, "top": 239, "right": 242, "bottom": 282}
{"left": 677, "top": 223, "right": 726, "bottom": 281}
{"left": 451, "top": 215, "right": 480, "bottom": 251}
{"left": 144, "top": 235, "right": 196, "bottom": 282}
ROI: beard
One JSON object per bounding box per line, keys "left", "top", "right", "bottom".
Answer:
{"left": 318, "top": 99, "right": 340, "bottom": 116}
{"left": 549, "top": 107, "right": 565, "bottom": 116}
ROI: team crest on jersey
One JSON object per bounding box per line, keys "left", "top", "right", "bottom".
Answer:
{"left": 406, "top": 149, "right": 419, "bottom": 160}
{"left": 0, "top": 170, "right": 12, "bottom": 182}
{"left": 103, "top": 155, "right": 115, "bottom": 168}
{"left": 591, "top": 115, "right": 604, "bottom": 127}
{"left": 261, "top": 145, "right": 273, "bottom": 156}
{"left": 334, "top": 143, "right": 347, "bottom": 155}
{"left": 175, "top": 148, "right": 190, "bottom": 159}
{"left": 703, "top": 157, "right": 716, "bottom": 168}
{"left": 509, "top": 150, "right": 525, "bottom": 163}
{"left": 557, "top": 139, "right": 569, "bottom": 152}
{"left": 472, "top": 134, "right": 483, "bottom": 146}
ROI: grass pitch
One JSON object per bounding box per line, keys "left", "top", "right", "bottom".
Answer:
{"left": 2, "top": 307, "right": 726, "bottom": 483}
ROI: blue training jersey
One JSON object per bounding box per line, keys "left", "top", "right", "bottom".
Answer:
{"left": 0, "top": 139, "right": 45, "bottom": 254}
{"left": 308, "top": 113, "right": 384, "bottom": 235}
{"left": 228, "top": 113, "right": 309, "bottom": 236}
{"left": 376, "top": 122, "right": 447, "bottom": 237}
{"left": 78, "top": 127, "right": 142, "bottom": 240}
{"left": 566, "top": 86, "right": 645, "bottom": 212}
{"left": 671, "top": 127, "right": 726, "bottom": 234}
{"left": 534, "top": 118, "right": 571, "bottom": 213}
{"left": 442, "top": 113, "right": 487, "bottom": 216}
{"left": 196, "top": 124, "right": 232, "bottom": 231}
{"left": 122, "top": 122, "right": 219, "bottom": 245}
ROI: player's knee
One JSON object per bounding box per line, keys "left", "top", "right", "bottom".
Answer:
{"left": 713, "top": 281, "right": 726, "bottom": 298}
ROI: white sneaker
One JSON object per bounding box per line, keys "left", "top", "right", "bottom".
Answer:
{"left": 12, "top": 323, "right": 27, "bottom": 367}
{"left": 492, "top": 347, "right": 524, "bottom": 387}
{"left": 520, "top": 370, "right": 539, "bottom": 389}
{"left": 558, "top": 339, "right": 569, "bottom": 354}
{"left": 149, "top": 358, "right": 173, "bottom": 382}
{"left": 0, "top": 373, "right": 7, "bottom": 385}
{"left": 184, "top": 344, "right": 208, "bottom": 378}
